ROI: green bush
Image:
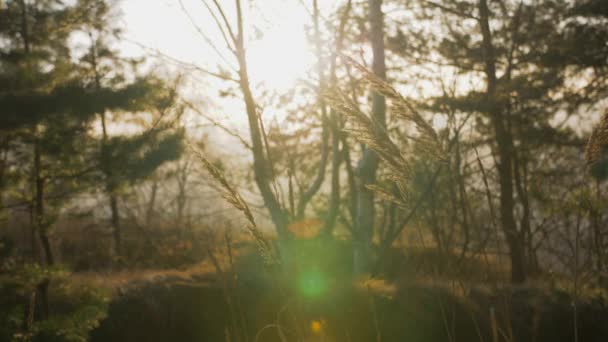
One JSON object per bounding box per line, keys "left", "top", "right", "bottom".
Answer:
{"left": 0, "top": 264, "right": 109, "bottom": 342}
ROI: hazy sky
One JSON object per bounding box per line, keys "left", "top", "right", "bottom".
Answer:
{"left": 119, "top": 0, "right": 318, "bottom": 90}
{"left": 113, "top": 0, "right": 340, "bottom": 156}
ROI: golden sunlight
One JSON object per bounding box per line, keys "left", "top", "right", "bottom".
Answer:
{"left": 120, "top": 0, "right": 315, "bottom": 92}
{"left": 5, "top": 0, "right": 605, "bottom": 340}
{"left": 247, "top": 5, "right": 316, "bottom": 90}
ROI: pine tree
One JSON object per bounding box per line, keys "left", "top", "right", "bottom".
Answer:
{"left": 385, "top": 0, "right": 605, "bottom": 282}
{"left": 0, "top": 0, "right": 183, "bottom": 322}
{"left": 76, "top": 0, "right": 184, "bottom": 258}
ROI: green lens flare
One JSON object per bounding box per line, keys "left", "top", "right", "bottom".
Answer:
{"left": 298, "top": 270, "right": 327, "bottom": 297}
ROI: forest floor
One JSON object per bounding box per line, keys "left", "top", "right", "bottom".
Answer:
{"left": 81, "top": 243, "right": 608, "bottom": 342}
{"left": 3, "top": 237, "right": 599, "bottom": 341}
{"left": 71, "top": 260, "right": 217, "bottom": 293}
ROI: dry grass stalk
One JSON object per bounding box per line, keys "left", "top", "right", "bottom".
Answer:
{"left": 254, "top": 324, "right": 289, "bottom": 342}
{"left": 325, "top": 87, "right": 412, "bottom": 202}
{"left": 342, "top": 54, "right": 443, "bottom": 159}
{"left": 585, "top": 111, "right": 608, "bottom": 166}
{"left": 325, "top": 55, "right": 445, "bottom": 207}
{"left": 189, "top": 144, "right": 277, "bottom": 263}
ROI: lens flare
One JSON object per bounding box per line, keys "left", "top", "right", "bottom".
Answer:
{"left": 310, "top": 320, "right": 323, "bottom": 334}
{"left": 298, "top": 270, "right": 327, "bottom": 298}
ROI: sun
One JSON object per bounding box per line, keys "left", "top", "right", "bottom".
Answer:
{"left": 119, "top": 0, "right": 316, "bottom": 92}
{"left": 246, "top": 3, "right": 316, "bottom": 91}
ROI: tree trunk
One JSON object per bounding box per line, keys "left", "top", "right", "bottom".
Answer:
{"left": 146, "top": 179, "right": 158, "bottom": 227}
{"left": 353, "top": 0, "right": 387, "bottom": 275}
{"left": 323, "top": 112, "right": 341, "bottom": 234}
{"left": 514, "top": 151, "right": 536, "bottom": 274}
{"left": 33, "top": 137, "right": 53, "bottom": 266}
{"left": 234, "top": 0, "right": 289, "bottom": 240}
{"left": 323, "top": 0, "right": 352, "bottom": 234}
{"left": 295, "top": 0, "right": 329, "bottom": 220}
{"left": 33, "top": 135, "right": 52, "bottom": 320}
{"left": 99, "top": 111, "right": 122, "bottom": 257}
{"left": 88, "top": 33, "right": 124, "bottom": 258}
{"left": 109, "top": 194, "right": 121, "bottom": 256}
{"left": 21, "top": 0, "right": 52, "bottom": 322}
{"left": 342, "top": 123, "right": 358, "bottom": 228}
{"left": 176, "top": 165, "right": 187, "bottom": 232}
{"left": 592, "top": 182, "right": 604, "bottom": 278}
{"left": 478, "top": 0, "right": 526, "bottom": 283}
{"left": 455, "top": 132, "right": 472, "bottom": 262}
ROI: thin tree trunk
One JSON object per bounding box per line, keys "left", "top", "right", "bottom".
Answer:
{"left": 295, "top": 0, "right": 329, "bottom": 220}
{"left": 234, "top": 0, "right": 289, "bottom": 240}
{"left": 342, "top": 134, "right": 357, "bottom": 231}
{"left": 592, "top": 181, "right": 604, "bottom": 277}
{"left": 323, "top": 0, "right": 352, "bottom": 234}
{"left": 29, "top": 202, "right": 37, "bottom": 261}
{"left": 455, "top": 135, "right": 471, "bottom": 262}
{"left": 0, "top": 140, "right": 8, "bottom": 213}
{"left": 146, "top": 179, "right": 158, "bottom": 227}
{"left": 176, "top": 165, "right": 188, "bottom": 232}
{"left": 353, "top": 0, "right": 387, "bottom": 275}
{"left": 34, "top": 138, "right": 53, "bottom": 266}
{"left": 33, "top": 134, "right": 52, "bottom": 320}
{"left": 21, "top": 0, "right": 51, "bottom": 321}
{"left": 323, "top": 113, "right": 342, "bottom": 234}
{"left": 89, "top": 31, "right": 124, "bottom": 257}
{"left": 19, "top": 0, "right": 55, "bottom": 320}
{"left": 109, "top": 193, "right": 121, "bottom": 255}
{"left": 478, "top": 0, "right": 526, "bottom": 283}
{"left": 27, "top": 7, "right": 53, "bottom": 316}
{"left": 513, "top": 151, "right": 535, "bottom": 274}
{"left": 429, "top": 188, "right": 445, "bottom": 254}
{"left": 176, "top": 191, "right": 185, "bottom": 229}
{"left": 99, "top": 111, "right": 122, "bottom": 256}
{"left": 288, "top": 162, "right": 295, "bottom": 218}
